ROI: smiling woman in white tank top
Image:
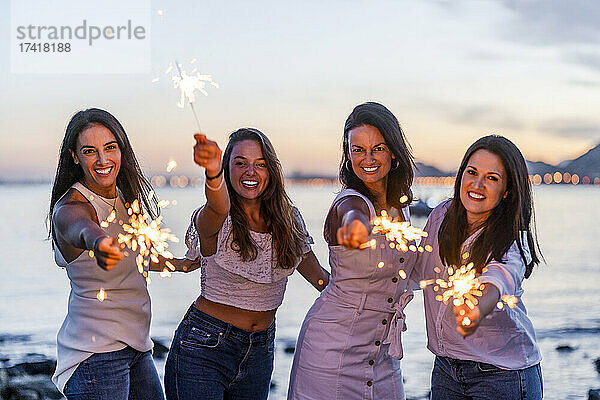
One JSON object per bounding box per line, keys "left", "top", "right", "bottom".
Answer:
{"left": 49, "top": 108, "right": 195, "bottom": 399}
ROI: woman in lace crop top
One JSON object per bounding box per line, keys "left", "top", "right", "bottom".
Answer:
{"left": 164, "top": 128, "right": 330, "bottom": 400}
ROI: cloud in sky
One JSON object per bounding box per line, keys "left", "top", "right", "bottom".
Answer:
{"left": 1, "top": 0, "right": 599, "bottom": 177}
{"left": 446, "top": 105, "right": 524, "bottom": 131}
{"left": 538, "top": 119, "right": 600, "bottom": 140}
{"left": 499, "top": 1, "right": 600, "bottom": 75}
{"left": 499, "top": 0, "right": 600, "bottom": 46}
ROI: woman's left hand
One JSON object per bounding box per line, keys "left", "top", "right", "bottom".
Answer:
{"left": 453, "top": 303, "right": 482, "bottom": 337}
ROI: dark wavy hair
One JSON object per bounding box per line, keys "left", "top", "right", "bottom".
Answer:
{"left": 340, "top": 102, "right": 415, "bottom": 211}
{"left": 48, "top": 108, "right": 158, "bottom": 236}
{"left": 222, "top": 128, "right": 306, "bottom": 269}
{"left": 438, "top": 135, "right": 542, "bottom": 278}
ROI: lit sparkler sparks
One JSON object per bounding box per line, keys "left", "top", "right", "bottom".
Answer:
{"left": 117, "top": 199, "right": 179, "bottom": 284}
{"left": 156, "top": 9, "right": 166, "bottom": 22}
{"left": 96, "top": 288, "right": 106, "bottom": 302}
{"left": 371, "top": 210, "right": 429, "bottom": 252}
{"left": 166, "top": 158, "right": 178, "bottom": 173}
{"left": 420, "top": 256, "right": 522, "bottom": 326}
{"left": 152, "top": 59, "right": 219, "bottom": 132}
{"left": 99, "top": 208, "right": 117, "bottom": 228}
{"left": 171, "top": 60, "right": 218, "bottom": 132}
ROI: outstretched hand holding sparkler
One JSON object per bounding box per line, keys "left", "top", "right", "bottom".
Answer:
{"left": 92, "top": 236, "right": 124, "bottom": 271}
{"left": 335, "top": 198, "right": 371, "bottom": 249}
{"left": 193, "top": 133, "right": 222, "bottom": 177}
{"left": 453, "top": 283, "right": 500, "bottom": 337}
{"left": 337, "top": 217, "right": 370, "bottom": 249}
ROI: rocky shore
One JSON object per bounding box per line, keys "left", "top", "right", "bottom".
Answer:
{"left": 2, "top": 334, "right": 600, "bottom": 399}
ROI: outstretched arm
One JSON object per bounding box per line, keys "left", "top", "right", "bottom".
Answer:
{"left": 192, "top": 134, "right": 230, "bottom": 246}
{"left": 334, "top": 196, "right": 372, "bottom": 249}
{"left": 53, "top": 199, "right": 123, "bottom": 271}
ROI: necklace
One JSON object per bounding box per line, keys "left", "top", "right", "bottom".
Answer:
{"left": 96, "top": 193, "right": 118, "bottom": 214}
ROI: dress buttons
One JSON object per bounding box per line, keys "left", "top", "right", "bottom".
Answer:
{"left": 387, "top": 297, "right": 393, "bottom": 303}
{"left": 367, "top": 380, "right": 373, "bottom": 387}
{"left": 368, "top": 360, "right": 374, "bottom": 365}
{"left": 375, "top": 340, "right": 381, "bottom": 346}
{"left": 382, "top": 319, "right": 387, "bottom": 325}
{"left": 399, "top": 257, "right": 405, "bottom": 263}
{"left": 392, "top": 277, "right": 398, "bottom": 283}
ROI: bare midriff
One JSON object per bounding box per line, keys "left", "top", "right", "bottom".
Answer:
{"left": 193, "top": 296, "right": 276, "bottom": 332}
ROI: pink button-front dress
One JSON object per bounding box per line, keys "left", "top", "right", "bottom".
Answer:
{"left": 288, "top": 189, "right": 414, "bottom": 400}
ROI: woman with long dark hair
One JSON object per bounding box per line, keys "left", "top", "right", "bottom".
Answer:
{"left": 164, "top": 128, "right": 329, "bottom": 400}
{"left": 288, "top": 102, "right": 416, "bottom": 400}
{"left": 50, "top": 108, "right": 193, "bottom": 399}
{"left": 414, "top": 135, "right": 543, "bottom": 399}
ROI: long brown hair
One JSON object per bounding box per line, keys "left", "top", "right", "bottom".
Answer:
{"left": 340, "top": 102, "right": 415, "bottom": 211}
{"left": 438, "top": 135, "right": 542, "bottom": 278}
{"left": 222, "top": 128, "right": 306, "bottom": 269}
{"left": 48, "top": 108, "right": 158, "bottom": 236}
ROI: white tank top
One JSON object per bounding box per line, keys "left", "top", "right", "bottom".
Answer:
{"left": 51, "top": 182, "right": 153, "bottom": 393}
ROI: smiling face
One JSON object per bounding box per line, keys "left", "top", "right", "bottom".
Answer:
{"left": 71, "top": 124, "right": 121, "bottom": 198}
{"left": 347, "top": 124, "right": 394, "bottom": 186}
{"left": 459, "top": 149, "right": 508, "bottom": 229}
{"left": 228, "top": 139, "right": 270, "bottom": 201}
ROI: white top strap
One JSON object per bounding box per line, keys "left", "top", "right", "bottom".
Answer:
{"left": 329, "top": 188, "right": 377, "bottom": 220}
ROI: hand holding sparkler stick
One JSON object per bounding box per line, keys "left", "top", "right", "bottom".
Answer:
{"left": 193, "top": 134, "right": 222, "bottom": 177}
{"left": 453, "top": 283, "right": 500, "bottom": 337}
{"left": 337, "top": 211, "right": 371, "bottom": 250}
{"left": 93, "top": 236, "right": 124, "bottom": 271}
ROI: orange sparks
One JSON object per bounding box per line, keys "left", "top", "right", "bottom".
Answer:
{"left": 117, "top": 200, "right": 179, "bottom": 282}
{"left": 420, "top": 262, "right": 483, "bottom": 310}
{"left": 371, "top": 210, "right": 428, "bottom": 253}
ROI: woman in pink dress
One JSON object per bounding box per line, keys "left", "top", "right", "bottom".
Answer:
{"left": 288, "top": 102, "right": 416, "bottom": 400}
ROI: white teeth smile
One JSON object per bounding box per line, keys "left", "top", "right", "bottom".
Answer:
{"left": 95, "top": 167, "right": 112, "bottom": 175}
{"left": 242, "top": 180, "right": 259, "bottom": 188}
{"left": 468, "top": 191, "right": 485, "bottom": 199}
{"left": 362, "top": 166, "right": 379, "bottom": 172}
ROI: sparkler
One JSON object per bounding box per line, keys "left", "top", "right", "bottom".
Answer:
{"left": 420, "top": 256, "right": 522, "bottom": 326}
{"left": 151, "top": 59, "right": 219, "bottom": 132}
{"left": 370, "top": 210, "right": 429, "bottom": 252}
{"left": 166, "top": 158, "right": 178, "bottom": 173}
{"left": 117, "top": 199, "right": 179, "bottom": 284}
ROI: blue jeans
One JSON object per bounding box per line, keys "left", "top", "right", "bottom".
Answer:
{"left": 431, "top": 356, "right": 543, "bottom": 400}
{"left": 63, "top": 346, "right": 164, "bottom": 400}
{"left": 164, "top": 305, "right": 275, "bottom": 400}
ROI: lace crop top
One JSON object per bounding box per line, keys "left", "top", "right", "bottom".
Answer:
{"left": 185, "top": 207, "right": 313, "bottom": 311}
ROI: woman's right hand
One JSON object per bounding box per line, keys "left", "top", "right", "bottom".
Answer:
{"left": 193, "top": 133, "right": 222, "bottom": 177}
{"left": 94, "top": 236, "right": 124, "bottom": 271}
{"left": 336, "top": 219, "right": 370, "bottom": 249}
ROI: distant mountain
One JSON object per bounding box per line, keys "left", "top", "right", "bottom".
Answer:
{"left": 414, "top": 162, "right": 450, "bottom": 177}
{"left": 561, "top": 144, "right": 600, "bottom": 177}
{"left": 525, "top": 160, "right": 562, "bottom": 175}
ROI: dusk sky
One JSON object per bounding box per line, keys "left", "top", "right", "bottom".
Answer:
{"left": 2, "top": 0, "right": 600, "bottom": 179}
